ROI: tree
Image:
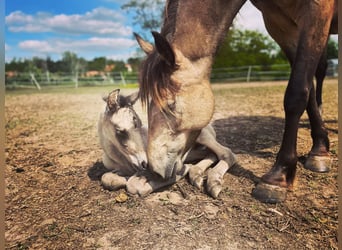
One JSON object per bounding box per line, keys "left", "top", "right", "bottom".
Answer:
{"left": 213, "top": 29, "right": 286, "bottom": 68}
{"left": 61, "top": 51, "right": 86, "bottom": 88}
{"left": 327, "top": 38, "right": 338, "bottom": 59}
{"left": 87, "top": 57, "right": 107, "bottom": 71}
{"left": 121, "top": 0, "right": 165, "bottom": 39}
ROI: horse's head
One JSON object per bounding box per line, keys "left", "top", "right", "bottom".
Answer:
{"left": 101, "top": 89, "right": 147, "bottom": 170}
{"left": 135, "top": 32, "right": 214, "bottom": 179}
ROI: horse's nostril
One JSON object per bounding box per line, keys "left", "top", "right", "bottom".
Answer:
{"left": 141, "top": 161, "right": 148, "bottom": 170}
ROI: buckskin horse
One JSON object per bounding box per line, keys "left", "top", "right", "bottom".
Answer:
{"left": 137, "top": 0, "right": 338, "bottom": 203}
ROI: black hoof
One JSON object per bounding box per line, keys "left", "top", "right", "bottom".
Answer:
{"left": 252, "top": 182, "right": 287, "bottom": 204}
{"left": 304, "top": 155, "right": 331, "bottom": 173}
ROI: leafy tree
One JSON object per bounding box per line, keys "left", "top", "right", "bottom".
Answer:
{"left": 5, "top": 58, "right": 27, "bottom": 72}
{"left": 327, "top": 38, "right": 338, "bottom": 59}
{"left": 127, "top": 57, "right": 143, "bottom": 72}
{"left": 122, "top": 0, "right": 165, "bottom": 39}
{"left": 87, "top": 57, "right": 107, "bottom": 71}
{"left": 213, "top": 29, "right": 286, "bottom": 68}
{"left": 61, "top": 51, "right": 87, "bottom": 87}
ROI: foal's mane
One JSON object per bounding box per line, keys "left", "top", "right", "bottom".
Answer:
{"left": 139, "top": 0, "right": 180, "bottom": 110}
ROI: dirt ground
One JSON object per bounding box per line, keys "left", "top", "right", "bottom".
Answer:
{"left": 5, "top": 80, "right": 338, "bottom": 249}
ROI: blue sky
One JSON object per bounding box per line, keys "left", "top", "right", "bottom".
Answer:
{"left": 5, "top": 1, "right": 273, "bottom": 62}
{"left": 7, "top": 1, "right": 336, "bottom": 63}
{"left": 5, "top": 0, "right": 142, "bottom": 62}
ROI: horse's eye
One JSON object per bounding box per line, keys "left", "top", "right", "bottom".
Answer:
{"left": 133, "top": 116, "right": 139, "bottom": 128}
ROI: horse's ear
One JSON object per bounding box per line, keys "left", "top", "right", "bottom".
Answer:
{"left": 151, "top": 31, "right": 175, "bottom": 67}
{"left": 134, "top": 32, "right": 153, "bottom": 55}
{"left": 126, "top": 91, "right": 139, "bottom": 105}
{"left": 107, "top": 89, "right": 120, "bottom": 111}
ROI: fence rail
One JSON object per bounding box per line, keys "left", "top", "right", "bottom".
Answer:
{"left": 5, "top": 63, "right": 338, "bottom": 90}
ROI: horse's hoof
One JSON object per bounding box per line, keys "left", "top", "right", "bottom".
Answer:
{"left": 304, "top": 155, "right": 331, "bottom": 173}
{"left": 207, "top": 185, "right": 222, "bottom": 199}
{"left": 252, "top": 182, "right": 287, "bottom": 204}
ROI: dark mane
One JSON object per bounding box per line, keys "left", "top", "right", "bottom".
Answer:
{"left": 139, "top": 0, "right": 180, "bottom": 110}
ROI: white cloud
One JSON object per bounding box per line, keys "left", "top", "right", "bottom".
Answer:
{"left": 18, "top": 37, "right": 136, "bottom": 59}
{"left": 6, "top": 7, "right": 132, "bottom": 36}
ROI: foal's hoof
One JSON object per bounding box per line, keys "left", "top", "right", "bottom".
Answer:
{"left": 126, "top": 175, "right": 153, "bottom": 197}
{"left": 304, "top": 155, "right": 331, "bottom": 173}
{"left": 101, "top": 172, "right": 127, "bottom": 191}
{"left": 207, "top": 185, "right": 222, "bottom": 199}
{"left": 252, "top": 182, "right": 287, "bottom": 204}
{"left": 188, "top": 167, "right": 204, "bottom": 189}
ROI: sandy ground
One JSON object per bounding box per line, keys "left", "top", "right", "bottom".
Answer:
{"left": 5, "top": 80, "right": 338, "bottom": 249}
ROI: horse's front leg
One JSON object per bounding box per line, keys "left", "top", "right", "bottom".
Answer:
{"left": 253, "top": 51, "right": 330, "bottom": 204}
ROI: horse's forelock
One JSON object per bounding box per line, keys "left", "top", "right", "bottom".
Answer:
{"left": 139, "top": 51, "right": 179, "bottom": 112}
{"left": 139, "top": 0, "right": 180, "bottom": 112}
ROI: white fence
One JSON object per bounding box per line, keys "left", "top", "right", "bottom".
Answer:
{"left": 5, "top": 63, "right": 338, "bottom": 90}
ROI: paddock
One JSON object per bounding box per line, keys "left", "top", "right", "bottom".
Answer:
{"left": 5, "top": 79, "right": 338, "bottom": 249}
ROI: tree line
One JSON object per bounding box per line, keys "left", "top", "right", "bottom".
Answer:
{"left": 5, "top": 51, "right": 143, "bottom": 75}
{"left": 6, "top": 28, "right": 337, "bottom": 75}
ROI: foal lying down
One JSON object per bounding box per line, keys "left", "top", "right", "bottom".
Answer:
{"left": 98, "top": 89, "right": 237, "bottom": 198}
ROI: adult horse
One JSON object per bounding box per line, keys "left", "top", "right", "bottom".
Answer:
{"left": 138, "top": 0, "right": 337, "bottom": 203}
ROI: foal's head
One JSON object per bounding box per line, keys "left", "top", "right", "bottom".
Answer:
{"left": 135, "top": 32, "right": 214, "bottom": 179}
{"left": 102, "top": 89, "right": 147, "bottom": 170}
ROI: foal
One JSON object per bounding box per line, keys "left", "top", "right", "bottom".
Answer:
{"left": 98, "top": 89, "right": 236, "bottom": 197}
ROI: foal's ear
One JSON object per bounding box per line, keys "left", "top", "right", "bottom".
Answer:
{"left": 151, "top": 31, "right": 175, "bottom": 67}
{"left": 107, "top": 89, "right": 120, "bottom": 111}
{"left": 126, "top": 91, "right": 139, "bottom": 105}
{"left": 134, "top": 32, "right": 153, "bottom": 55}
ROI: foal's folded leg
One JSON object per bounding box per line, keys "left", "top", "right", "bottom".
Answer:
{"left": 126, "top": 165, "right": 190, "bottom": 197}
{"left": 187, "top": 153, "right": 217, "bottom": 189}
{"left": 101, "top": 172, "right": 128, "bottom": 191}
{"left": 206, "top": 160, "right": 230, "bottom": 198}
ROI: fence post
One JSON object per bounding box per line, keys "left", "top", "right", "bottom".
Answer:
{"left": 29, "top": 73, "right": 41, "bottom": 90}
{"left": 120, "top": 72, "right": 126, "bottom": 86}
{"left": 46, "top": 70, "right": 50, "bottom": 84}
{"left": 246, "top": 66, "right": 252, "bottom": 82}
{"left": 74, "top": 72, "right": 79, "bottom": 88}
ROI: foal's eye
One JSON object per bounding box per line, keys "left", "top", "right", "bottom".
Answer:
{"left": 115, "top": 128, "right": 127, "bottom": 137}
{"left": 167, "top": 101, "right": 176, "bottom": 112}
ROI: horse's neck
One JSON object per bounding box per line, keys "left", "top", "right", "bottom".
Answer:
{"left": 164, "top": 0, "right": 246, "bottom": 61}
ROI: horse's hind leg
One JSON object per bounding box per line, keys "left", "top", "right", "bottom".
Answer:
{"left": 315, "top": 46, "right": 327, "bottom": 117}
{"left": 251, "top": 1, "right": 334, "bottom": 204}
{"left": 304, "top": 84, "right": 331, "bottom": 172}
